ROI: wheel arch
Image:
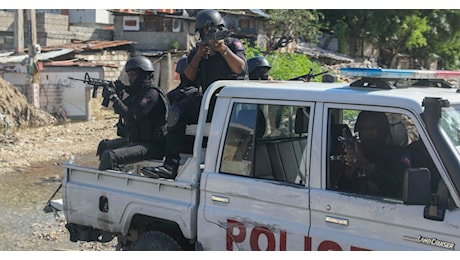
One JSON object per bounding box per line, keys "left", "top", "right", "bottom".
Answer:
{"left": 120, "top": 203, "right": 195, "bottom": 239}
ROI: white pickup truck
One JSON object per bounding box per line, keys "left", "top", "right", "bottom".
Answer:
{"left": 46, "top": 68, "right": 460, "bottom": 251}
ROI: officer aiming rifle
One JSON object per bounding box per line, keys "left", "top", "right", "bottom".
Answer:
{"left": 68, "top": 72, "right": 124, "bottom": 107}
{"left": 198, "top": 20, "right": 238, "bottom": 58}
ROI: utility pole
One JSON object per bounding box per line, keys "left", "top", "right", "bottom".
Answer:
{"left": 14, "top": 10, "right": 25, "bottom": 55}
{"left": 26, "top": 9, "right": 40, "bottom": 108}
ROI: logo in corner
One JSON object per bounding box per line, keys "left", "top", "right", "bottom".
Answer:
{"left": 403, "top": 235, "right": 455, "bottom": 250}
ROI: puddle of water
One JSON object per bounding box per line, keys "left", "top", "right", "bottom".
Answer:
{"left": 0, "top": 153, "right": 115, "bottom": 250}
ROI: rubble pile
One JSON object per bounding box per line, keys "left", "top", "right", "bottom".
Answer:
{"left": 0, "top": 77, "right": 118, "bottom": 174}
{"left": 0, "top": 77, "right": 55, "bottom": 134}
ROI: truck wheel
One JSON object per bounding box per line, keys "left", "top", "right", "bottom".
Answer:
{"left": 115, "top": 240, "right": 133, "bottom": 251}
{"left": 132, "top": 230, "right": 183, "bottom": 251}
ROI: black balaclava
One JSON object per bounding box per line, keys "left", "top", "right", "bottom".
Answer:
{"left": 125, "top": 69, "right": 153, "bottom": 95}
{"left": 355, "top": 111, "right": 391, "bottom": 159}
{"left": 249, "top": 67, "right": 270, "bottom": 80}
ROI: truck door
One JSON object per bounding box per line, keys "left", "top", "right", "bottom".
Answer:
{"left": 198, "top": 101, "right": 313, "bottom": 250}
{"left": 308, "top": 106, "right": 460, "bottom": 251}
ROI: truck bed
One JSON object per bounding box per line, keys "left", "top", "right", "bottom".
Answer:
{"left": 61, "top": 162, "right": 200, "bottom": 238}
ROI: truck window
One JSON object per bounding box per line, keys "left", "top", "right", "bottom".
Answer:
{"left": 441, "top": 105, "right": 460, "bottom": 153}
{"left": 221, "top": 103, "right": 259, "bottom": 176}
{"left": 326, "top": 108, "right": 435, "bottom": 200}
{"left": 220, "top": 103, "right": 310, "bottom": 185}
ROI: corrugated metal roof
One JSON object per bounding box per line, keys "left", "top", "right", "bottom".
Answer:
{"left": 43, "top": 59, "right": 119, "bottom": 68}
{"left": 0, "top": 49, "right": 73, "bottom": 64}
{"left": 40, "top": 40, "right": 134, "bottom": 53}
{"left": 0, "top": 40, "right": 134, "bottom": 66}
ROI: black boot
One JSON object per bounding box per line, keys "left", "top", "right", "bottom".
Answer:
{"left": 141, "top": 159, "right": 179, "bottom": 179}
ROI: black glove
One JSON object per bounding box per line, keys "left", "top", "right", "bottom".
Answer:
{"left": 114, "top": 80, "right": 126, "bottom": 97}
{"left": 102, "top": 86, "right": 118, "bottom": 101}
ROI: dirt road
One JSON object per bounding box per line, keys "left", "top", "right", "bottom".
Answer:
{"left": 0, "top": 106, "right": 120, "bottom": 250}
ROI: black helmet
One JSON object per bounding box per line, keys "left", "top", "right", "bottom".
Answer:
{"left": 195, "top": 9, "right": 225, "bottom": 32}
{"left": 175, "top": 57, "right": 187, "bottom": 74}
{"left": 125, "top": 56, "right": 155, "bottom": 73}
{"left": 248, "top": 56, "right": 271, "bottom": 75}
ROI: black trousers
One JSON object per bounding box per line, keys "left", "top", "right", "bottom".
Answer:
{"left": 164, "top": 95, "right": 203, "bottom": 165}
{"left": 97, "top": 137, "right": 165, "bottom": 170}
{"left": 164, "top": 93, "right": 218, "bottom": 167}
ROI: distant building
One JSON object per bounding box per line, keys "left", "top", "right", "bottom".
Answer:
{"left": 67, "top": 9, "right": 114, "bottom": 28}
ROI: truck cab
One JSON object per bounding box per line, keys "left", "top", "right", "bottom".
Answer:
{"left": 197, "top": 68, "right": 460, "bottom": 250}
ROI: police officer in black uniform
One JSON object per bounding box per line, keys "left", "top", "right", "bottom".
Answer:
{"left": 141, "top": 9, "right": 247, "bottom": 179}
{"left": 340, "top": 111, "right": 408, "bottom": 198}
{"left": 248, "top": 56, "right": 272, "bottom": 80}
{"left": 97, "top": 55, "right": 168, "bottom": 171}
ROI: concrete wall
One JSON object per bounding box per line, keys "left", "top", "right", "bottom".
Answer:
{"left": 1, "top": 48, "right": 129, "bottom": 121}
{"left": 116, "top": 31, "right": 189, "bottom": 51}
{"left": 113, "top": 14, "right": 194, "bottom": 51}
{"left": 74, "top": 49, "right": 130, "bottom": 82}
{"left": 4, "top": 66, "right": 103, "bottom": 120}
{"left": 69, "top": 9, "right": 114, "bottom": 26}
{"left": 0, "top": 10, "right": 113, "bottom": 51}
{"left": 0, "top": 11, "right": 15, "bottom": 50}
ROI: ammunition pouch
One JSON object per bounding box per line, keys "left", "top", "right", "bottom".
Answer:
{"left": 167, "top": 86, "right": 199, "bottom": 104}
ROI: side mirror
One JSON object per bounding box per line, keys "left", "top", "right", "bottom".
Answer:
{"left": 402, "top": 167, "right": 431, "bottom": 205}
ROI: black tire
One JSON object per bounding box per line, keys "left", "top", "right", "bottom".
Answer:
{"left": 115, "top": 240, "right": 133, "bottom": 251}
{"left": 132, "top": 230, "right": 183, "bottom": 251}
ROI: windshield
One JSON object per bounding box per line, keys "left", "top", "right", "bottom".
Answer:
{"left": 441, "top": 104, "right": 460, "bottom": 154}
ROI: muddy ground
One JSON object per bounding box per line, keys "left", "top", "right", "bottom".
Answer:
{"left": 0, "top": 111, "right": 121, "bottom": 251}
{"left": 0, "top": 76, "right": 121, "bottom": 250}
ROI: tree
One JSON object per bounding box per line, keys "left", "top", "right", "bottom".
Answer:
{"left": 380, "top": 13, "right": 430, "bottom": 68}
{"left": 319, "top": 10, "right": 374, "bottom": 55}
{"left": 262, "top": 10, "right": 322, "bottom": 53}
{"left": 414, "top": 10, "right": 460, "bottom": 69}
{"left": 319, "top": 10, "right": 460, "bottom": 69}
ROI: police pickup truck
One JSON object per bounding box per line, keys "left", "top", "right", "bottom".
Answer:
{"left": 46, "top": 68, "right": 460, "bottom": 251}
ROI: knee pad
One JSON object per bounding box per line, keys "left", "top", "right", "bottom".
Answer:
{"left": 167, "top": 104, "right": 182, "bottom": 130}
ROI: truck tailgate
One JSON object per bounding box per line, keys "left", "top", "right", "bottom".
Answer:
{"left": 61, "top": 163, "right": 199, "bottom": 237}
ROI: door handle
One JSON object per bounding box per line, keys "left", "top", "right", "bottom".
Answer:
{"left": 325, "top": 215, "right": 349, "bottom": 226}
{"left": 211, "top": 195, "right": 230, "bottom": 203}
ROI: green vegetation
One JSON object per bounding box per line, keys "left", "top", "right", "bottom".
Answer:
{"left": 318, "top": 9, "right": 460, "bottom": 69}
{"left": 245, "top": 45, "right": 324, "bottom": 82}
{"left": 256, "top": 9, "right": 460, "bottom": 70}
{"left": 168, "top": 40, "right": 179, "bottom": 50}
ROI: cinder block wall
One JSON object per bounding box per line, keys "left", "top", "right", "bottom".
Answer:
{"left": 0, "top": 11, "right": 113, "bottom": 50}
{"left": 74, "top": 50, "right": 130, "bottom": 82}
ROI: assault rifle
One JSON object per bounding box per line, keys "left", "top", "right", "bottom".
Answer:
{"left": 198, "top": 22, "right": 239, "bottom": 57}
{"left": 202, "top": 27, "right": 235, "bottom": 43}
{"left": 337, "top": 127, "right": 360, "bottom": 149}
{"left": 68, "top": 72, "right": 116, "bottom": 107}
{"left": 290, "top": 69, "right": 329, "bottom": 82}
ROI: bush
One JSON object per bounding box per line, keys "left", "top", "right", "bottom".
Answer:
{"left": 168, "top": 40, "right": 179, "bottom": 50}
{"left": 245, "top": 45, "right": 325, "bottom": 82}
